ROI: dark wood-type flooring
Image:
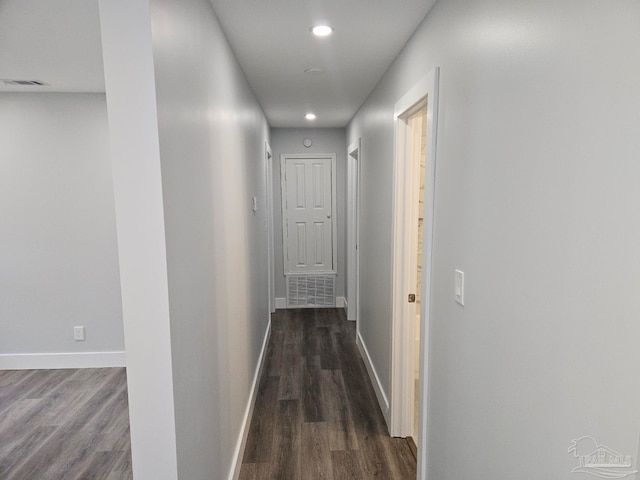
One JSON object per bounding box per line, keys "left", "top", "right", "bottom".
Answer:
{"left": 240, "top": 308, "right": 416, "bottom": 479}
{"left": 0, "top": 309, "right": 414, "bottom": 480}
{"left": 0, "top": 367, "right": 132, "bottom": 480}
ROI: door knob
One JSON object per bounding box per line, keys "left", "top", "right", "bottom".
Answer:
{"left": 327, "top": 214, "right": 331, "bottom": 219}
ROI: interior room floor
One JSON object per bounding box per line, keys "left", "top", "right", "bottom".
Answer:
{"left": 240, "top": 308, "right": 416, "bottom": 479}
{"left": 0, "top": 367, "right": 132, "bottom": 480}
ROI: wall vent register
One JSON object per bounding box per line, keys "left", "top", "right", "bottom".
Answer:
{"left": 1, "top": 79, "right": 49, "bottom": 86}
{"left": 287, "top": 274, "right": 336, "bottom": 308}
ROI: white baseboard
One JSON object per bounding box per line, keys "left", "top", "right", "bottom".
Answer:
{"left": 340, "top": 297, "right": 349, "bottom": 317}
{"left": 0, "top": 351, "right": 126, "bottom": 370}
{"left": 275, "top": 297, "right": 287, "bottom": 309}
{"left": 336, "top": 296, "right": 346, "bottom": 309}
{"left": 229, "top": 319, "right": 272, "bottom": 480}
{"left": 356, "top": 331, "right": 391, "bottom": 427}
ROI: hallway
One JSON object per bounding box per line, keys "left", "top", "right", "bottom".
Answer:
{"left": 239, "top": 309, "right": 416, "bottom": 479}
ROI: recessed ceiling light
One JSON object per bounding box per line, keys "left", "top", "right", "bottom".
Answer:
{"left": 311, "top": 25, "right": 333, "bottom": 37}
{"left": 305, "top": 113, "right": 317, "bottom": 121}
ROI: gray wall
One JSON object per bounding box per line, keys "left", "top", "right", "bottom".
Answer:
{"left": 271, "top": 128, "right": 347, "bottom": 301}
{"left": 0, "top": 93, "right": 124, "bottom": 356}
{"left": 100, "top": 0, "right": 270, "bottom": 478}
{"left": 151, "top": 0, "right": 271, "bottom": 478}
{"left": 347, "top": 0, "right": 640, "bottom": 478}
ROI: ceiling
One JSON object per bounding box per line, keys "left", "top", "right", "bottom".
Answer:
{"left": 0, "top": 0, "right": 105, "bottom": 93}
{"left": 208, "top": 0, "right": 437, "bottom": 127}
{"left": 0, "top": 0, "right": 436, "bottom": 127}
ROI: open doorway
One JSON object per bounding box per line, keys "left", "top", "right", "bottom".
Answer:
{"left": 407, "top": 104, "right": 428, "bottom": 445}
{"left": 347, "top": 139, "right": 361, "bottom": 322}
{"left": 265, "top": 142, "right": 275, "bottom": 314}
{"left": 395, "top": 98, "right": 428, "bottom": 450}
{"left": 390, "top": 68, "right": 439, "bottom": 480}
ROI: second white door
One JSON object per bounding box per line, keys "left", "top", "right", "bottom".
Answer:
{"left": 281, "top": 154, "right": 336, "bottom": 274}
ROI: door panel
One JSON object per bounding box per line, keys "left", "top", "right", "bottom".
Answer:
{"left": 295, "top": 164, "right": 306, "bottom": 207}
{"left": 314, "top": 222, "right": 325, "bottom": 266}
{"left": 283, "top": 155, "right": 334, "bottom": 273}
{"left": 295, "top": 222, "right": 307, "bottom": 266}
{"left": 313, "top": 163, "right": 324, "bottom": 207}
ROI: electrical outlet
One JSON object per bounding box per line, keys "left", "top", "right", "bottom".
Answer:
{"left": 73, "top": 326, "right": 85, "bottom": 341}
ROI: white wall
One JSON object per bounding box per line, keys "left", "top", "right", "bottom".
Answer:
{"left": 100, "top": 0, "right": 178, "bottom": 477}
{"left": 0, "top": 93, "right": 124, "bottom": 362}
{"left": 151, "top": 0, "right": 270, "bottom": 478}
{"left": 271, "top": 128, "right": 347, "bottom": 301}
{"left": 347, "top": 1, "right": 640, "bottom": 478}
{"left": 100, "top": 0, "right": 270, "bottom": 478}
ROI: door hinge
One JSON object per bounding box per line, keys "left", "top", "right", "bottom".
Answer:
{"left": 408, "top": 293, "right": 416, "bottom": 303}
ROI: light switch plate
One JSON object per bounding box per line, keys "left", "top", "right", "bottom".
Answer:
{"left": 454, "top": 269, "right": 464, "bottom": 306}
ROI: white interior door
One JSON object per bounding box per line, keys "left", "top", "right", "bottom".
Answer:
{"left": 281, "top": 154, "right": 336, "bottom": 274}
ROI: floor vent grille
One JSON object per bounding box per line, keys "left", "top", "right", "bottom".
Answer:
{"left": 287, "top": 274, "right": 336, "bottom": 308}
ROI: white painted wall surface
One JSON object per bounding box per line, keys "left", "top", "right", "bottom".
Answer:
{"left": 0, "top": 93, "right": 124, "bottom": 356}
{"left": 149, "top": 0, "right": 270, "bottom": 478}
{"left": 100, "top": 0, "right": 178, "bottom": 478}
{"left": 102, "top": 0, "right": 271, "bottom": 478}
{"left": 271, "top": 128, "right": 347, "bottom": 300}
{"left": 347, "top": 1, "right": 640, "bottom": 478}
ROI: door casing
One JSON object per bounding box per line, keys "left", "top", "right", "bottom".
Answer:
{"left": 390, "top": 67, "right": 440, "bottom": 480}
{"left": 265, "top": 142, "right": 275, "bottom": 313}
{"left": 280, "top": 153, "right": 338, "bottom": 275}
{"left": 347, "top": 140, "right": 361, "bottom": 322}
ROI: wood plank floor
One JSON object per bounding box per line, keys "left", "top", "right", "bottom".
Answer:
{"left": 240, "top": 308, "right": 416, "bottom": 480}
{"left": 0, "top": 367, "right": 132, "bottom": 480}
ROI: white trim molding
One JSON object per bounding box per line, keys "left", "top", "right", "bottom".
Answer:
{"left": 0, "top": 351, "right": 126, "bottom": 370}
{"left": 266, "top": 142, "right": 276, "bottom": 314}
{"left": 230, "top": 320, "right": 272, "bottom": 480}
{"left": 390, "top": 67, "right": 440, "bottom": 480}
{"left": 280, "top": 153, "right": 338, "bottom": 276}
{"left": 339, "top": 297, "right": 349, "bottom": 318}
{"left": 347, "top": 139, "right": 361, "bottom": 323}
{"left": 356, "top": 331, "right": 390, "bottom": 427}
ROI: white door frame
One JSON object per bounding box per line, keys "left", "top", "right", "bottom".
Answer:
{"left": 265, "top": 142, "right": 275, "bottom": 313}
{"left": 280, "top": 153, "right": 338, "bottom": 275}
{"left": 347, "top": 139, "right": 361, "bottom": 322}
{"left": 390, "top": 67, "right": 439, "bottom": 480}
